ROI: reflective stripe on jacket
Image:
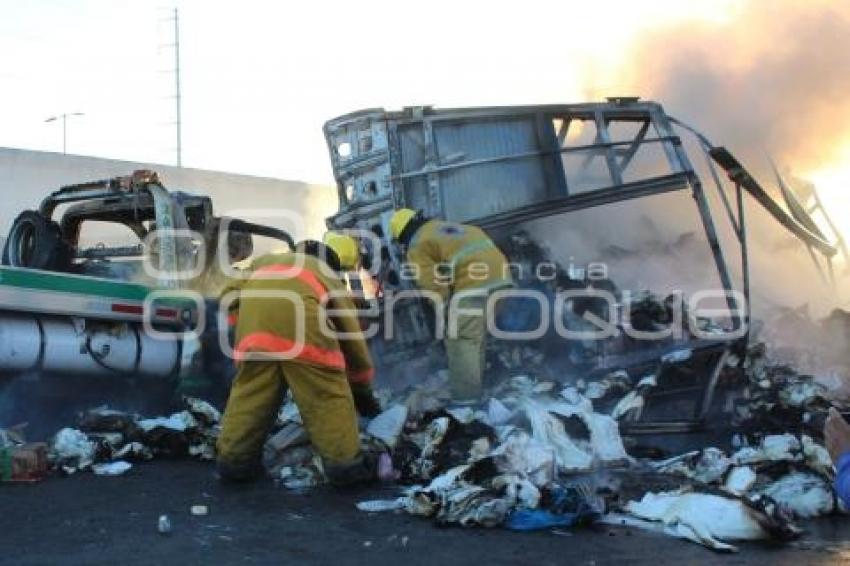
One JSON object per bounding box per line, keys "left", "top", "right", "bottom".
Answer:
{"left": 222, "top": 252, "right": 374, "bottom": 384}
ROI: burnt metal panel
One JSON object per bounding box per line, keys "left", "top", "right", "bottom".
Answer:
{"left": 430, "top": 115, "right": 549, "bottom": 222}
{"left": 710, "top": 147, "right": 837, "bottom": 256}
{"left": 476, "top": 173, "right": 691, "bottom": 231}
{"left": 397, "top": 123, "right": 431, "bottom": 213}
{"left": 324, "top": 101, "right": 690, "bottom": 231}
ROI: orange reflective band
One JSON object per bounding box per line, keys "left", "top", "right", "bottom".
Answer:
{"left": 347, "top": 367, "right": 375, "bottom": 385}
{"left": 227, "top": 313, "right": 238, "bottom": 326}
{"left": 251, "top": 264, "right": 329, "bottom": 302}
{"left": 234, "top": 331, "right": 346, "bottom": 369}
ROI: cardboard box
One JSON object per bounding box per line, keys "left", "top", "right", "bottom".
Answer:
{"left": 0, "top": 443, "right": 48, "bottom": 482}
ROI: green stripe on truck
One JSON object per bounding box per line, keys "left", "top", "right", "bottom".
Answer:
{"left": 0, "top": 266, "right": 157, "bottom": 301}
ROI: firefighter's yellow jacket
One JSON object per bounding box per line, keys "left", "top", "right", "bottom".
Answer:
{"left": 405, "top": 219, "right": 512, "bottom": 301}
{"left": 222, "top": 252, "right": 374, "bottom": 385}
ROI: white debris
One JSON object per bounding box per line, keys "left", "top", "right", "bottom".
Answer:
{"left": 441, "top": 488, "right": 511, "bottom": 527}
{"left": 469, "top": 437, "right": 491, "bottom": 461}
{"left": 625, "top": 490, "right": 776, "bottom": 552}
{"left": 724, "top": 466, "right": 757, "bottom": 495}
{"left": 801, "top": 435, "right": 834, "bottom": 477}
{"left": 0, "top": 432, "right": 10, "bottom": 450}
{"left": 137, "top": 411, "right": 197, "bottom": 433}
{"left": 404, "top": 373, "right": 452, "bottom": 415}
{"left": 422, "top": 464, "right": 470, "bottom": 492}
{"left": 661, "top": 349, "right": 693, "bottom": 364}
{"left": 779, "top": 381, "right": 828, "bottom": 408}
{"left": 366, "top": 405, "right": 408, "bottom": 448}
{"left": 560, "top": 386, "right": 584, "bottom": 405}
{"left": 761, "top": 434, "right": 802, "bottom": 461}
{"left": 532, "top": 381, "right": 556, "bottom": 394}
{"left": 583, "top": 381, "right": 608, "bottom": 400}
{"left": 280, "top": 466, "right": 322, "bottom": 490}
{"left": 277, "top": 398, "right": 302, "bottom": 425}
{"left": 580, "top": 371, "right": 634, "bottom": 402}
{"left": 610, "top": 368, "right": 659, "bottom": 421}
{"left": 545, "top": 400, "right": 629, "bottom": 465}
{"left": 190, "top": 505, "right": 209, "bottom": 516}
{"left": 729, "top": 447, "right": 761, "bottom": 465}
{"left": 486, "top": 398, "right": 512, "bottom": 426}
{"left": 652, "top": 448, "right": 730, "bottom": 484}
{"left": 266, "top": 445, "right": 315, "bottom": 479}
{"left": 446, "top": 406, "right": 475, "bottom": 424}
{"left": 157, "top": 514, "right": 172, "bottom": 534}
{"left": 88, "top": 432, "right": 124, "bottom": 448}
{"left": 522, "top": 400, "right": 592, "bottom": 471}
{"left": 418, "top": 417, "right": 451, "bottom": 459}
{"left": 650, "top": 451, "right": 700, "bottom": 476}
{"left": 692, "top": 448, "right": 731, "bottom": 484}
{"left": 602, "top": 370, "right": 632, "bottom": 392}
{"left": 732, "top": 434, "right": 801, "bottom": 465}
{"left": 509, "top": 375, "right": 535, "bottom": 391}
{"left": 356, "top": 498, "right": 407, "bottom": 513}
{"left": 264, "top": 421, "right": 309, "bottom": 472}
{"left": 492, "top": 431, "right": 556, "bottom": 487}
{"left": 611, "top": 391, "right": 644, "bottom": 420}
{"left": 278, "top": 452, "right": 325, "bottom": 490}
{"left": 582, "top": 412, "right": 629, "bottom": 464}
{"left": 52, "top": 428, "right": 96, "bottom": 470}
{"left": 184, "top": 397, "right": 221, "bottom": 423}
{"left": 492, "top": 474, "right": 541, "bottom": 509}
{"left": 636, "top": 373, "right": 658, "bottom": 388}
{"left": 92, "top": 460, "right": 132, "bottom": 476}
{"left": 188, "top": 443, "right": 216, "bottom": 461}
{"left": 758, "top": 472, "right": 834, "bottom": 519}
{"left": 339, "top": 352, "right": 838, "bottom": 553}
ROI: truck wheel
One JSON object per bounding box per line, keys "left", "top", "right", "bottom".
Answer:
{"left": 2, "top": 210, "right": 71, "bottom": 271}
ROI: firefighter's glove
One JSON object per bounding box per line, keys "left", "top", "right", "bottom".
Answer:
{"left": 350, "top": 382, "right": 382, "bottom": 418}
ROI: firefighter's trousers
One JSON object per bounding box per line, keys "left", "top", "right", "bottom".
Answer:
{"left": 445, "top": 294, "right": 488, "bottom": 402}
{"left": 217, "top": 360, "right": 360, "bottom": 470}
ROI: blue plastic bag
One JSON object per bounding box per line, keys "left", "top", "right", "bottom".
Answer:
{"left": 504, "top": 485, "right": 601, "bottom": 531}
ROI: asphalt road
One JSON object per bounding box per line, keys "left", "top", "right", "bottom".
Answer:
{"left": 2, "top": 460, "right": 850, "bottom": 565}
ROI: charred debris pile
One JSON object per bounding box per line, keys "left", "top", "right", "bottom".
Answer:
{"left": 349, "top": 341, "right": 842, "bottom": 552}
{"left": 3, "top": 313, "right": 847, "bottom": 552}
{"left": 3, "top": 228, "right": 849, "bottom": 552}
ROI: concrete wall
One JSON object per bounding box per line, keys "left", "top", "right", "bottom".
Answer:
{"left": 0, "top": 147, "right": 338, "bottom": 245}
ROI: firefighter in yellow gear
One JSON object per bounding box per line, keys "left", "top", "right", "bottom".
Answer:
{"left": 389, "top": 209, "right": 512, "bottom": 402}
{"left": 216, "top": 232, "right": 381, "bottom": 485}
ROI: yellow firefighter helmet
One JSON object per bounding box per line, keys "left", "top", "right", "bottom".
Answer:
{"left": 389, "top": 208, "right": 418, "bottom": 241}
{"left": 323, "top": 232, "right": 359, "bottom": 271}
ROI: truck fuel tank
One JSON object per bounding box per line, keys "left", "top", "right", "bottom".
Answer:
{"left": 0, "top": 313, "right": 179, "bottom": 379}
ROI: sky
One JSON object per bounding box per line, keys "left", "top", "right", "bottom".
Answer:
{"left": 0, "top": 0, "right": 740, "bottom": 185}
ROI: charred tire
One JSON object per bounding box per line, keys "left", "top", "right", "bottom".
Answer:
{"left": 2, "top": 210, "right": 71, "bottom": 271}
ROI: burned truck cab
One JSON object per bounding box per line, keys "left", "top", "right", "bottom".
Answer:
{"left": 0, "top": 170, "right": 296, "bottom": 413}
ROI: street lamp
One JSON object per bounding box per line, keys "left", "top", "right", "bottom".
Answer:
{"left": 45, "top": 112, "right": 85, "bottom": 154}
